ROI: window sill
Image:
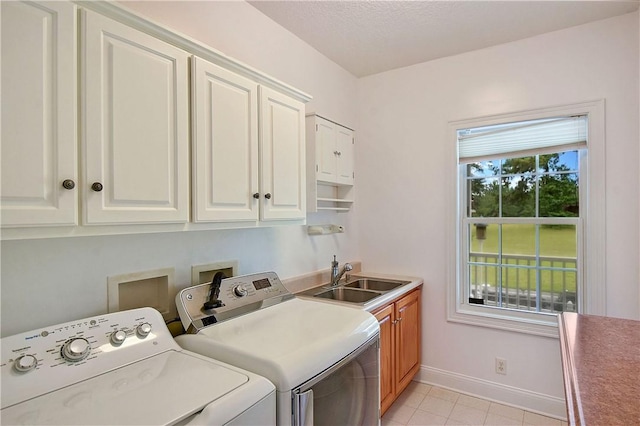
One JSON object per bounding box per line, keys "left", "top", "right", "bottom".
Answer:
{"left": 447, "top": 302, "right": 560, "bottom": 338}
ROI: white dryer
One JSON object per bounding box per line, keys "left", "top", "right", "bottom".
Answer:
{"left": 175, "top": 272, "right": 380, "bottom": 426}
{"left": 1, "top": 307, "right": 275, "bottom": 425}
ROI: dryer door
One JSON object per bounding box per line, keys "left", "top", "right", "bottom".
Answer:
{"left": 292, "top": 334, "right": 380, "bottom": 426}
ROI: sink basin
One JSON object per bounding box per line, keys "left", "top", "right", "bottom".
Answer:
{"left": 313, "top": 287, "right": 381, "bottom": 304}
{"left": 344, "top": 278, "right": 410, "bottom": 292}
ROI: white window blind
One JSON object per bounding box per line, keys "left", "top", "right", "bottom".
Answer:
{"left": 458, "top": 115, "right": 587, "bottom": 161}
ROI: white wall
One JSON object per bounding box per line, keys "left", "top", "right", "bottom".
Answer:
{"left": 0, "top": 1, "right": 359, "bottom": 337}
{"left": 356, "top": 11, "right": 639, "bottom": 415}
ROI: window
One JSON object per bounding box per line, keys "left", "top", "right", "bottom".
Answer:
{"left": 447, "top": 101, "right": 605, "bottom": 337}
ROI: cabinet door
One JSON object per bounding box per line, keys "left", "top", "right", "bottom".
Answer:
{"left": 259, "top": 87, "right": 306, "bottom": 221}
{"left": 336, "top": 126, "right": 354, "bottom": 185}
{"left": 192, "top": 57, "right": 259, "bottom": 222}
{"left": 82, "top": 10, "right": 189, "bottom": 224}
{"left": 395, "top": 288, "right": 422, "bottom": 394}
{"left": 375, "top": 304, "right": 396, "bottom": 416}
{"left": 315, "top": 117, "right": 337, "bottom": 183}
{"left": 1, "top": 1, "right": 77, "bottom": 227}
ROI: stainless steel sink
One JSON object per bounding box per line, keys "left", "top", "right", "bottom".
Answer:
{"left": 344, "top": 278, "right": 410, "bottom": 292}
{"left": 312, "top": 287, "right": 381, "bottom": 304}
{"left": 296, "top": 276, "right": 413, "bottom": 306}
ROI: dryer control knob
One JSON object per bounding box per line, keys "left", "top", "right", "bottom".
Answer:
{"left": 110, "top": 330, "right": 127, "bottom": 346}
{"left": 14, "top": 354, "right": 38, "bottom": 372}
{"left": 233, "top": 285, "right": 248, "bottom": 297}
{"left": 61, "top": 338, "right": 91, "bottom": 362}
{"left": 136, "top": 323, "right": 152, "bottom": 338}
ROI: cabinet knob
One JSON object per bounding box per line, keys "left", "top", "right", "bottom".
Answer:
{"left": 62, "top": 179, "right": 75, "bottom": 190}
{"left": 91, "top": 182, "right": 103, "bottom": 192}
{"left": 253, "top": 193, "right": 260, "bottom": 199}
{"left": 264, "top": 193, "right": 272, "bottom": 200}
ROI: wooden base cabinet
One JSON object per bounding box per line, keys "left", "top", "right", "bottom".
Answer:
{"left": 374, "top": 287, "right": 422, "bottom": 416}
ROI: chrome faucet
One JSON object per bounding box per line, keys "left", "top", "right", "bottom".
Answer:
{"left": 330, "top": 255, "right": 353, "bottom": 286}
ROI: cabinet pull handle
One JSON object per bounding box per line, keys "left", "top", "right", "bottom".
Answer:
{"left": 264, "top": 193, "right": 272, "bottom": 200}
{"left": 62, "top": 179, "right": 75, "bottom": 190}
{"left": 91, "top": 182, "right": 103, "bottom": 192}
{"left": 253, "top": 193, "right": 260, "bottom": 199}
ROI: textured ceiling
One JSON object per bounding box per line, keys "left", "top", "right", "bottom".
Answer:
{"left": 248, "top": 1, "right": 639, "bottom": 77}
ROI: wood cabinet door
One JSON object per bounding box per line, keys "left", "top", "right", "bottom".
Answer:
{"left": 395, "top": 288, "right": 422, "bottom": 394}
{"left": 192, "top": 57, "right": 259, "bottom": 222}
{"left": 336, "top": 126, "right": 354, "bottom": 185}
{"left": 82, "top": 10, "right": 189, "bottom": 224}
{"left": 259, "top": 86, "right": 306, "bottom": 221}
{"left": 1, "top": 1, "right": 77, "bottom": 227}
{"left": 375, "top": 304, "right": 396, "bottom": 416}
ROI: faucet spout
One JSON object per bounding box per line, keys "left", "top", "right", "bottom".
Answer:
{"left": 330, "top": 255, "right": 353, "bottom": 286}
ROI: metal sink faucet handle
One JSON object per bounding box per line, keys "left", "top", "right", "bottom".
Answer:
{"left": 330, "top": 255, "right": 353, "bottom": 286}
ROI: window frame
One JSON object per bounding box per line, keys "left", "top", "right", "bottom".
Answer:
{"left": 446, "top": 100, "right": 605, "bottom": 337}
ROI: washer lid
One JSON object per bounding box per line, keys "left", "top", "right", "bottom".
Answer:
{"left": 1, "top": 351, "right": 258, "bottom": 425}
{"left": 177, "top": 298, "right": 379, "bottom": 390}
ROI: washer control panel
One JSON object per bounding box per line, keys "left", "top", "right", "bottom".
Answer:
{"left": 0, "top": 307, "right": 176, "bottom": 410}
{"left": 177, "top": 271, "right": 294, "bottom": 333}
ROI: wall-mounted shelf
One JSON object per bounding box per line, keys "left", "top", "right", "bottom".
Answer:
{"left": 312, "top": 184, "right": 354, "bottom": 212}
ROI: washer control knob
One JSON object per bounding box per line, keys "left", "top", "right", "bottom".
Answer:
{"left": 61, "top": 338, "right": 91, "bottom": 362}
{"left": 233, "top": 285, "right": 248, "bottom": 297}
{"left": 14, "top": 354, "right": 38, "bottom": 372}
{"left": 136, "top": 323, "right": 152, "bottom": 338}
{"left": 110, "top": 330, "right": 127, "bottom": 346}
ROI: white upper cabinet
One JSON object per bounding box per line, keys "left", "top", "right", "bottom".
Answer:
{"left": 309, "top": 115, "right": 354, "bottom": 186}
{"left": 259, "top": 87, "right": 306, "bottom": 221}
{"left": 191, "top": 57, "right": 259, "bottom": 222}
{"left": 82, "top": 10, "right": 190, "bottom": 225}
{"left": 1, "top": 1, "right": 310, "bottom": 238}
{"left": 192, "top": 59, "right": 306, "bottom": 223}
{"left": 1, "top": 1, "right": 77, "bottom": 227}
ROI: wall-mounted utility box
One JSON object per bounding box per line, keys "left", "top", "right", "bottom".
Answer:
{"left": 191, "top": 260, "right": 238, "bottom": 285}
{"left": 107, "top": 268, "right": 174, "bottom": 318}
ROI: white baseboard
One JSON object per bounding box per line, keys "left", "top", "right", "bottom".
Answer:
{"left": 416, "top": 365, "right": 567, "bottom": 421}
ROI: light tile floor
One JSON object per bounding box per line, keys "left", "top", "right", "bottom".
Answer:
{"left": 381, "top": 382, "right": 568, "bottom": 426}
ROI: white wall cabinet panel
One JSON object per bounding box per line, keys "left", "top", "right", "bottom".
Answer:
{"left": 192, "top": 57, "right": 259, "bottom": 222}
{"left": 335, "top": 125, "right": 355, "bottom": 185}
{"left": 1, "top": 1, "right": 77, "bottom": 227}
{"left": 316, "top": 119, "right": 337, "bottom": 182}
{"left": 259, "top": 87, "right": 306, "bottom": 221}
{"left": 82, "top": 10, "right": 189, "bottom": 225}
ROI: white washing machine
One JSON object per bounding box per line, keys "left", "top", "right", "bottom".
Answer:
{"left": 0, "top": 307, "right": 276, "bottom": 425}
{"left": 175, "top": 272, "right": 381, "bottom": 426}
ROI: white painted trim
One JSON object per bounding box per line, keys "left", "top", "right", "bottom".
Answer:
{"left": 446, "top": 100, "right": 607, "bottom": 336}
{"left": 416, "top": 365, "right": 567, "bottom": 420}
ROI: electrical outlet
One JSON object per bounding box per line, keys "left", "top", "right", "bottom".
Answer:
{"left": 496, "top": 357, "right": 507, "bottom": 375}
